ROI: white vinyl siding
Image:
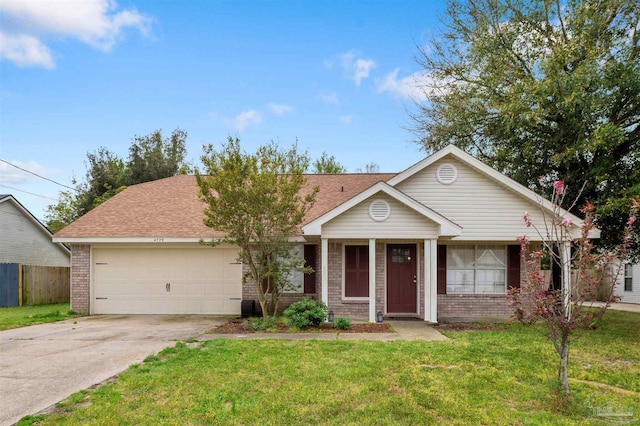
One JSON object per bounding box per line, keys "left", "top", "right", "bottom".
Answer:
{"left": 0, "top": 200, "right": 69, "bottom": 267}
{"left": 322, "top": 193, "right": 439, "bottom": 239}
{"left": 92, "top": 246, "right": 242, "bottom": 314}
{"left": 447, "top": 245, "right": 507, "bottom": 294}
{"left": 395, "top": 157, "right": 553, "bottom": 241}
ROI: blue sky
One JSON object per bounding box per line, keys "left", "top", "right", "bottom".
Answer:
{"left": 0, "top": 0, "right": 447, "bottom": 221}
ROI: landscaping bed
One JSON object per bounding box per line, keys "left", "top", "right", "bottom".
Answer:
{"left": 212, "top": 317, "right": 392, "bottom": 334}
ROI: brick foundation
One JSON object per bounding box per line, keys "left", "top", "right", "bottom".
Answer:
{"left": 70, "top": 244, "right": 90, "bottom": 314}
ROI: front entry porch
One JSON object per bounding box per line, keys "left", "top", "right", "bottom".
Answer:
{"left": 320, "top": 239, "right": 438, "bottom": 323}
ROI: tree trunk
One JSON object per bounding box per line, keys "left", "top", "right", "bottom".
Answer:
{"left": 559, "top": 336, "right": 570, "bottom": 404}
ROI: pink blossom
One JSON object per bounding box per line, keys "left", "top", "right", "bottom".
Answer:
{"left": 561, "top": 218, "right": 572, "bottom": 227}
{"left": 554, "top": 180, "right": 565, "bottom": 195}
{"left": 628, "top": 216, "right": 636, "bottom": 226}
{"left": 523, "top": 211, "right": 532, "bottom": 227}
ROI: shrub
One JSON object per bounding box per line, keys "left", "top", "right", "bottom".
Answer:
{"left": 333, "top": 317, "right": 351, "bottom": 330}
{"left": 283, "top": 298, "right": 328, "bottom": 329}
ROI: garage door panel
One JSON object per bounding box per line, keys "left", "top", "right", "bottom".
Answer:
{"left": 93, "top": 247, "right": 242, "bottom": 314}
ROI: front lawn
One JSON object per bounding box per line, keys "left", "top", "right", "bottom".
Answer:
{"left": 21, "top": 311, "right": 640, "bottom": 425}
{"left": 0, "top": 303, "right": 80, "bottom": 330}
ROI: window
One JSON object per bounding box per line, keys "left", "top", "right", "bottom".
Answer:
{"left": 262, "top": 245, "right": 316, "bottom": 294}
{"left": 624, "top": 264, "right": 633, "bottom": 292}
{"left": 284, "top": 245, "right": 305, "bottom": 293}
{"left": 446, "top": 245, "right": 506, "bottom": 294}
{"left": 344, "top": 245, "right": 369, "bottom": 298}
{"left": 391, "top": 247, "right": 412, "bottom": 263}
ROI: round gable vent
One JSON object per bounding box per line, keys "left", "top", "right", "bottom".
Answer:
{"left": 369, "top": 199, "right": 391, "bottom": 222}
{"left": 436, "top": 163, "right": 458, "bottom": 184}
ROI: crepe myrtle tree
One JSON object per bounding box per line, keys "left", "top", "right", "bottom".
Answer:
{"left": 508, "top": 180, "right": 639, "bottom": 406}
{"left": 196, "top": 137, "right": 318, "bottom": 319}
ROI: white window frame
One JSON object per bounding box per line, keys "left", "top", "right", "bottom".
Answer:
{"left": 446, "top": 244, "right": 507, "bottom": 294}
{"left": 624, "top": 263, "right": 633, "bottom": 292}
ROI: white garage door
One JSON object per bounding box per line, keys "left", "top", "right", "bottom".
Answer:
{"left": 93, "top": 247, "right": 242, "bottom": 314}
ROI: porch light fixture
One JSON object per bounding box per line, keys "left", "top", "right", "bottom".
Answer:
{"left": 376, "top": 311, "right": 384, "bottom": 323}
{"left": 328, "top": 310, "right": 334, "bottom": 322}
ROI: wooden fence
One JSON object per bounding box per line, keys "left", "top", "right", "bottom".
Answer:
{"left": 0, "top": 263, "right": 70, "bottom": 307}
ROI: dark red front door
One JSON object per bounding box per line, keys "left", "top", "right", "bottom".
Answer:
{"left": 387, "top": 244, "right": 417, "bottom": 313}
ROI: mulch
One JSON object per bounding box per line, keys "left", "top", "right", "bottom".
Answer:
{"left": 212, "top": 318, "right": 392, "bottom": 334}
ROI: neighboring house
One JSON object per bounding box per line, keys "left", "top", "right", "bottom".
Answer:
{"left": 0, "top": 195, "right": 70, "bottom": 267}
{"left": 53, "top": 145, "right": 593, "bottom": 322}
{"left": 614, "top": 262, "right": 640, "bottom": 304}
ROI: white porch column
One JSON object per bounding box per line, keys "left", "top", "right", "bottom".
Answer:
{"left": 424, "top": 239, "right": 438, "bottom": 323}
{"left": 321, "top": 238, "right": 329, "bottom": 308}
{"left": 561, "top": 240, "right": 572, "bottom": 321}
{"left": 369, "top": 238, "right": 376, "bottom": 323}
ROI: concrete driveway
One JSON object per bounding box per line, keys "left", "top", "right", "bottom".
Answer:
{"left": 0, "top": 315, "right": 226, "bottom": 426}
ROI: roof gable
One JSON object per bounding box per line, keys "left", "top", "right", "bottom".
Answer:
{"left": 302, "top": 181, "right": 462, "bottom": 237}
{"left": 389, "top": 145, "right": 596, "bottom": 237}
{"left": 0, "top": 195, "right": 70, "bottom": 256}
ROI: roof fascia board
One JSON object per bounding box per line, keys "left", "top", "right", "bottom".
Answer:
{"left": 53, "top": 237, "right": 206, "bottom": 244}
{"left": 53, "top": 236, "right": 310, "bottom": 244}
{"left": 302, "top": 181, "right": 462, "bottom": 237}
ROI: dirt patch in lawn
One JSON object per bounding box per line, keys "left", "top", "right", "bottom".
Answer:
{"left": 212, "top": 318, "right": 393, "bottom": 334}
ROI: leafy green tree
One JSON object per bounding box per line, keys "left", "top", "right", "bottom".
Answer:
{"left": 78, "top": 147, "right": 128, "bottom": 214}
{"left": 411, "top": 0, "right": 640, "bottom": 256}
{"left": 312, "top": 151, "right": 346, "bottom": 173}
{"left": 196, "top": 137, "right": 318, "bottom": 319}
{"left": 45, "top": 187, "right": 82, "bottom": 234}
{"left": 46, "top": 129, "right": 190, "bottom": 231}
{"left": 129, "top": 128, "right": 190, "bottom": 183}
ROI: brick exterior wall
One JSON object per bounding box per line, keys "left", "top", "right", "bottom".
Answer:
{"left": 70, "top": 244, "right": 91, "bottom": 314}
{"left": 437, "top": 294, "right": 513, "bottom": 319}
{"left": 239, "top": 240, "right": 535, "bottom": 322}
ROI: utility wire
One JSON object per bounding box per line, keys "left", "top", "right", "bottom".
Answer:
{"left": 0, "top": 158, "right": 77, "bottom": 191}
{"left": 0, "top": 184, "right": 59, "bottom": 201}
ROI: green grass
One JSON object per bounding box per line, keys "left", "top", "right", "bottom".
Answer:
{"left": 0, "top": 303, "right": 80, "bottom": 330}
{"left": 20, "top": 311, "right": 640, "bottom": 425}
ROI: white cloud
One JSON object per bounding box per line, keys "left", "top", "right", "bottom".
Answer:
{"left": 318, "top": 91, "right": 340, "bottom": 105}
{"left": 376, "top": 68, "right": 452, "bottom": 101}
{"left": 0, "top": 33, "right": 54, "bottom": 69}
{"left": 267, "top": 103, "right": 294, "bottom": 116}
{"left": 0, "top": 0, "right": 153, "bottom": 68}
{"left": 339, "top": 115, "right": 353, "bottom": 124}
{"left": 340, "top": 51, "right": 376, "bottom": 86}
{"left": 232, "top": 110, "right": 262, "bottom": 132}
{"left": 0, "top": 160, "right": 47, "bottom": 185}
